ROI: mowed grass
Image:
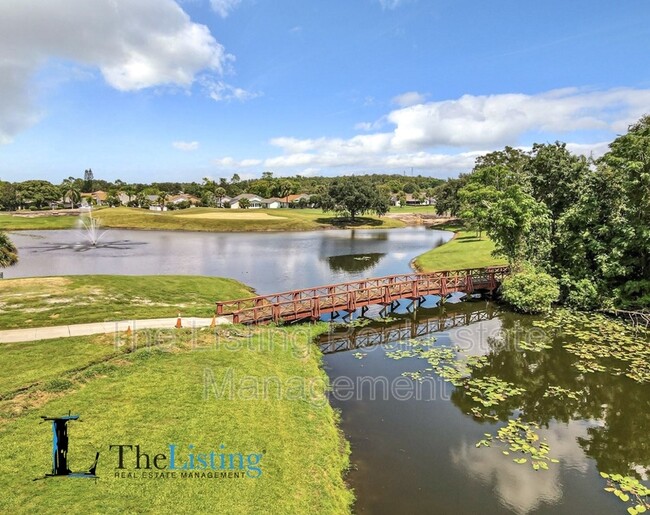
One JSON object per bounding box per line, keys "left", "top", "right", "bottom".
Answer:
{"left": 414, "top": 226, "right": 507, "bottom": 271}
{"left": 0, "top": 335, "right": 118, "bottom": 397}
{"left": 95, "top": 207, "right": 404, "bottom": 231}
{"left": 0, "top": 325, "right": 353, "bottom": 513}
{"left": 0, "top": 207, "right": 404, "bottom": 232}
{"left": 0, "top": 275, "right": 253, "bottom": 329}
{"left": 0, "top": 212, "right": 78, "bottom": 230}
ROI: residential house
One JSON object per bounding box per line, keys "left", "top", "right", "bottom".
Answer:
{"left": 169, "top": 193, "right": 200, "bottom": 206}
{"left": 229, "top": 194, "right": 264, "bottom": 209}
{"left": 281, "top": 193, "right": 312, "bottom": 208}
{"left": 262, "top": 197, "right": 282, "bottom": 209}
{"left": 80, "top": 190, "right": 108, "bottom": 207}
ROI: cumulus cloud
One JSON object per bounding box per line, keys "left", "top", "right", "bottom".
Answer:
{"left": 173, "top": 141, "right": 199, "bottom": 151}
{"left": 201, "top": 78, "right": 259, "bottom": 102}
{"left": 392, "top": 91, "right": 427, "bottom": 107}
{"left": 0, "top": 0, "right": 229, "bottom": 143}
{"left": 210, "top": 0, "right": 242, "bottom": 18}
{"left": 213, "top": 87, "right": 650, "bottom": 176}
{"left": 388, "top": 87, "right": 650, "bottom": 150}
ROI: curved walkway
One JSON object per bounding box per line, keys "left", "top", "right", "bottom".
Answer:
{"left": 0, "top": 316, "right": 232, "bottom": 344}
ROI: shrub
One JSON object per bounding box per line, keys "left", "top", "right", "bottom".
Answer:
{"left": 565, "top": 277, "right": 602, "bottom": 310}
{"left": 501, "top": 266, "right": 560, "bottom": 314}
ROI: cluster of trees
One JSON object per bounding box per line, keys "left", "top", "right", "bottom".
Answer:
{"left": 0, "top": 170, "right": 442, "bottom": 212}
{"left": 437, "top": 115, "right": 650, "bottom": 310}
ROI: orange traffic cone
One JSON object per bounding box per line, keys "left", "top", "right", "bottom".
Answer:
{"left": 209, "top": 314, "right": 217, "bottom": 329}
{"left": 125, "top": 325, "right": 132, "bottom": 337}
{"left": 175, "top": 313, "right": 182, "bottom": 329}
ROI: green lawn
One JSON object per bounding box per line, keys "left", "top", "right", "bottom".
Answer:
{"left": 0, "top": 212, "right": 78, "bottom": 230}
{"left": 1, "top": 207, "right": 404, "bottom": 232}
{"left": 0, "top": 335, "right": 118, "bottom": 397}
{"left": 414, "top": 226, "right": 507, "bottom": 271}
{"left": 0, "top": 325, "right": 353, "bottom": 513}
{"left": 0, "top": 275, "right": 254, "bottom": 329}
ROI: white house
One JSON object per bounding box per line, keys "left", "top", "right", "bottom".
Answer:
{"left": 262, "top": 197, "right": 282, "bottom": 209}
{"left": 230, "top": 194, "right": 264, "bottom": 209}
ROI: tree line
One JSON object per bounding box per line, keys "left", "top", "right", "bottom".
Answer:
{"left": 0, "top": 170, "right": 443, "bottom": 211}
{"left": 433, "top": 115, "right": 650, "bottom": 311}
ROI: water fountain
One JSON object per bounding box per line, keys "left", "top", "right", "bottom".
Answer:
{"left": 78, "top": 214, "right": 104, "bottom": 247}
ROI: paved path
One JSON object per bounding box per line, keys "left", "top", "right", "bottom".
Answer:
{"left": 0, "top": 316, "right": 232, "bottom": 344}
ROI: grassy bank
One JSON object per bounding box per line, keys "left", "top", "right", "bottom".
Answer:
{"left": 0, "top": 212, "right": 77, "bottom": 230}
{"left": 0, "top": 275, "right": 253, "bottom": 329}
{"left": 414, "top": 225, "right": 507, "bottom": 271}
{"left": 0, "top": 325, "right": 353, "bottom": 513}
{"left": 1, "top": 207, "right": 404, "bottom": 232}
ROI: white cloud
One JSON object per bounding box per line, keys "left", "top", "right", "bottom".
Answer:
{"left": 213, "top": 87, "right": 650, "bottom": 176}
{"left": 388, "top": 87, "right": 650, "bottom": 150}
{"left": 378, "top": 0, "right": 407, "bottom": 9}
{"left": 173, "top": 141, "right": 199, "bottom": 151}
{"left": 392, "top": 91, "right": 427, "bottom": 107}
{"left": 202, "top": 78, "right": 259, "bottom": 102}
{"left": 210, "top": 0, "right": 242, "bottom": 18}
{"left": 0, "top": 0, "right": 229, "bottom": 143}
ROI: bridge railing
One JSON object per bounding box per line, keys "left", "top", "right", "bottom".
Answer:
{"left": 217, "top": 266, "right": 510, "bottom": 324}
{"left": 216, "top": 266, "right": 509, "bottom": 316}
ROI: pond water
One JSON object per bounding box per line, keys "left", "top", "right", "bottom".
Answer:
{"left": 6, "top": 227, "right": 452, "bottom": 293}
{"left": 319, "top": 300, "right": 650, "bottom": 514}
{"left": 6, "top": 226, "right": 649, "bottom": 513}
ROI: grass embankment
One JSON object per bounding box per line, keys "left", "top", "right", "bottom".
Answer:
{"left": 0, "top": 275, "right": 253, "bottom": 330}
{"left": 414, "top": 225, "right": 507, "bottom": 271}
{"left": 0, "top": 324, "right": 353, "bottom": 513}
{"left": 0, "top": 212, "right": 77, "bottom": 230}
{"left": 1, "top": 207, "right": 404, "bottom": 232}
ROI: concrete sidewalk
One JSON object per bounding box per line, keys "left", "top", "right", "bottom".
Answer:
{"left": 0, "top": 316, "right": 232, "bottom": 344}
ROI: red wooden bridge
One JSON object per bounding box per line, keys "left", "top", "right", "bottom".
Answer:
{"left": 215, "top": 266, "right": 509, "bottom": 325}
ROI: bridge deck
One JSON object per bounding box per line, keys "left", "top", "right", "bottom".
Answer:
{"left": 215, "top": 266, "right": 509, "bottom": 325}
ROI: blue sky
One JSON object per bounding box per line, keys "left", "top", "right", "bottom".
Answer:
{"left": 0, "top": 0, "right": 649, "bottom": 183}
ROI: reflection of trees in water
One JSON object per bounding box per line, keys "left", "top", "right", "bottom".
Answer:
{"left": 449, "top": 312, "right": 650, "bottom": 478}
{"left": 325, "top": 253, "right": 385, "bottom": 273}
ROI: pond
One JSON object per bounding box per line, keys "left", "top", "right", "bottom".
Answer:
{"left": 5, "top": 227, "right": 452, "bottom": 293}
{"left": 6, "top": 226, "right": 649, "bottom": 513}
{"left": 319, "top": 300, "right": 650, "bottom": 514}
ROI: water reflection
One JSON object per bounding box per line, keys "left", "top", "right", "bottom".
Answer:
{"left": 324, "top": 253, "right": 385, "bottom": 273}
{"left": 7, "top": 227, "right": 453, "bottom": 294}
{"left": 321, "top": 301, "right": 646, "bottom": 514}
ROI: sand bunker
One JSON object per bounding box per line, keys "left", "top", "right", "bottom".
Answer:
{"left": 174, "top": 211, "right": 286, "bottom": 220}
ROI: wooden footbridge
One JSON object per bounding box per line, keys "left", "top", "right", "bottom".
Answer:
{"left": 215, "top": 266, "right": 509, "bottom": 325}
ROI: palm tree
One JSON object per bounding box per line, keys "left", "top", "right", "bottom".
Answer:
{"left": 157, "top": 192, "right": 169, "bottom": 209}
{"left": 0, "top": 231, "right": 18, "bottom": 268}
{"left": 62, "top": 177, "right": 81, "bottom": 209}
{"left": 214, "top": 187, "right": 227, "bottom": 207}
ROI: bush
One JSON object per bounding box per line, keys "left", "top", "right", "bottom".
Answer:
{"left": 564, "top": 277, "right": 602, "bottom": 310}
{"left": 501, "top": 266, "right": 560, "bottom": 314}
{"left": 615, "top": 280, "right": 650, "bottom": 310}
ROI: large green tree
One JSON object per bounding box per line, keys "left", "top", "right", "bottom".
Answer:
{"left": 15, "top": 180, "right": 60, "bottom": 209}
{"left": 484, "top": 185, "right": 552, "bottom": 268}
{"left": 321, "top": 176, "right": 389, "bottom": 220}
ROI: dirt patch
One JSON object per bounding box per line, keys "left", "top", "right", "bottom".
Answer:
{"left": 174, "top": 211, "right": 286, "bottom": 220}
{"left": 0, "top": 277, "right": 72, "bottom": 292}
{"left": 384, "top": 213, "right": 455, "bottom": 226}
